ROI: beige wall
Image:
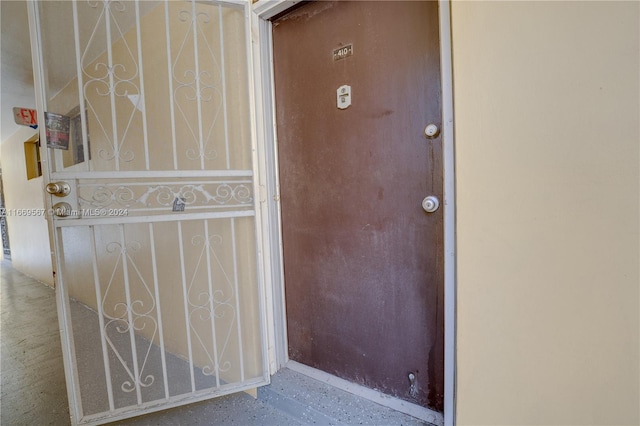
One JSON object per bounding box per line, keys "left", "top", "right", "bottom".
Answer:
{"left": 0, "top": 126, "right": 54, "bottom": 285}
{"left": 452, "top": 1, "right": 639, "bottom": 424}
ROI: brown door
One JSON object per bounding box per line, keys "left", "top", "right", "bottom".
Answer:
{"left": 273, "top": 1, "right": 444, "bottom": 411}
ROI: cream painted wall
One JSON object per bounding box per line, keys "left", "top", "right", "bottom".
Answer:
{"left": 451, "top": 1, "right": 639, "bottom": 424}
{"left": 0, "top": 126, "right": 53, "bottom": 285}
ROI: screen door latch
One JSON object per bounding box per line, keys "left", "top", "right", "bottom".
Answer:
{"left": 46, "top": 182, "right": 71, "bottom": 197}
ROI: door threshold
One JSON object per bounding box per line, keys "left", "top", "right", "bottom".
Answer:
{"left": 286, "top": 361, "right": 444, "bottom": 426}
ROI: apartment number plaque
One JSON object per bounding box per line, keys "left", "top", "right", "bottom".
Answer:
{"left": 333, "top": 44, "right": 353, "bottom": 61}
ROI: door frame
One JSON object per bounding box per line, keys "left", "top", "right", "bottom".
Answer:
{"left": 250, "top": 1, "right": 457, "bottom": 425}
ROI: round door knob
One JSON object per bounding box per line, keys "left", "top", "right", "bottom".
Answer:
{"left": 422, "top": 196, "right": 440, "bottom": 213}
{"left": 424, "top": 123, "right": 440, "bottom": 139}
{"left": 46, "top": 182, "right": 71, "bottom": 197}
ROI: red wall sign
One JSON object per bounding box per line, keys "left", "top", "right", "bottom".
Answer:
{"left": 13, "top": 107, "right": 38, "bottom": 128}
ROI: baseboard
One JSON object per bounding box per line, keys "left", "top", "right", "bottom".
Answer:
{"left": 285, "top": 361, "right": 444, "bottom": 426}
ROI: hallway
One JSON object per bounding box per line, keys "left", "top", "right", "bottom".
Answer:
{"left": 0, "top": 260, "right": 428, "bottom": 425}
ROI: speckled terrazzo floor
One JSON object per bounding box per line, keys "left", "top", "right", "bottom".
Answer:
{"left": 1, "top": 259, "right": 431, "bottom": 426}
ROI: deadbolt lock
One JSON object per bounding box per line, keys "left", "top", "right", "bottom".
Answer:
{"left": 424, "top": 124, "right": 440, "bottom": 139}
{"left": 422, "top": 195, "right": 440, "bottom": 213}
{"left": 46, "top": 182, "right": 71, "bottom": 197}
{"left": 52, "top": 202, "right": 73, "bottom": 218}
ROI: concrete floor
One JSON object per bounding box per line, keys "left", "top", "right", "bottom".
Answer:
{"left": 1, "top": 259, "right": 430, "bottom": 426}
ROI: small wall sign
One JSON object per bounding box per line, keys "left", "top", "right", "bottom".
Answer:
{"left": 44, "top": 112, "right": 70, "bottom": 150}
{"left": 13, "top": 107, "right": 38, "bottom": 129}
{"left": 333, "top": 44, "right": 353, "bottom": 61}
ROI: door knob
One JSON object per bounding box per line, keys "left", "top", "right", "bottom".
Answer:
{"left": 52, "top": 202, "right": 73, "bottom": 217}
{"left": 422, "top": 196, "right": 439, "bottom": 213}
{"left": 46, "top": 182, "right": 71, "bottom": 197}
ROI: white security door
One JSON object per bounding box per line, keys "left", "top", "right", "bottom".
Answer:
{"left": 29, "top": 1, "right": 268, "bottom": 424}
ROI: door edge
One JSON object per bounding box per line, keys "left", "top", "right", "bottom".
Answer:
{"left": 438, "top": 2, "right": 458, "bottom": 425}
{"left": 27, "top": 1, "right": 82, "bottom": 424}
{"left": 251, "top": 11, "right": 290, "bottom": 374}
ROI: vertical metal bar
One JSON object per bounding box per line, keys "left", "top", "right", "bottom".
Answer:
{"left": 119, "top": 225, "right": 143, "bottom": 405}
{"left": 104, "top": 1, "right": 121, "bottom": 171}
{"left": 72, "top": 1, "right": 90, "bottom": 172}
{"left": 218, "top": 4, "right": 230, "bottom": 170}
{"left": 203, "top": 220, "right": 221, "bottom": 387}
{"left": 90, "top": 225, "right": 116, "bottom": 411}
{"left": 55, "top": 229, "right": 86, "bottom": 425}
{"left": 148, "top": 223, "right": 170, "bottom": 399}
{"left": 190, "top": 0, "right": 205, "bottom": 170}
{"left": 134, "top": 1, "right": 150, "bottom": 170}
{"left": 230, "top": 218, "right": 245, "bottom": 382}
{"left": 178, "top": 221, "right": 196, "bottom": 392}
{"left": 164, "top": 1, "right": 178, "bottom": 170}
{"left": 53, "top": 147, "right": 65, "bottom": 172}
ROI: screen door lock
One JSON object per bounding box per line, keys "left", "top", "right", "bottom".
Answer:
{"left": 45, "top": 181, "right": 78, "bottom": 219}
{"left": 52, "top": 202, "right": 73, "bottom": 217}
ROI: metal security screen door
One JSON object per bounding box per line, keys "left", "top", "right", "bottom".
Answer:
{"left": 30, "top": 1, "right": 268, "bottom": 424}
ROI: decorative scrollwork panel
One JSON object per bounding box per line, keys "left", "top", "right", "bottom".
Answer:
{"left": 77, "top": 177, "right": 254, "bottom": 216}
